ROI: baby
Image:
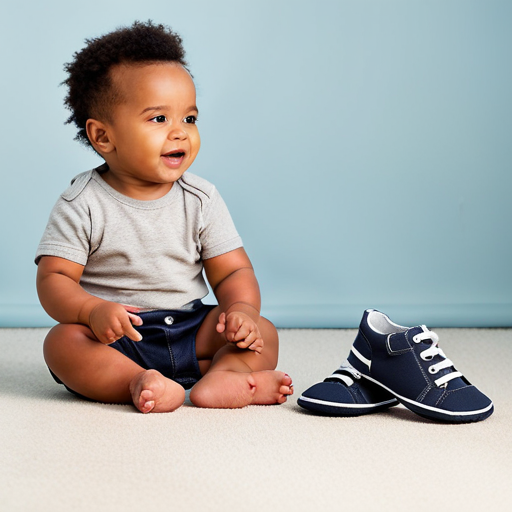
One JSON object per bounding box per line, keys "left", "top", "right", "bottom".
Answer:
{"left": 36, "top": 20, "right": 293, "bottom": 413}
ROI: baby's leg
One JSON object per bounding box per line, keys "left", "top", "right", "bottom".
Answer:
{"left": 190, "top": 309, "right": 293, "bottom": 408}
{"left": 44, "top": 323, "right": 185, "bottom": 413}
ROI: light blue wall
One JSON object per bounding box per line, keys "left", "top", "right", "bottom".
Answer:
{"left": 1, "top": 0, "right": 511, "bottom": 328}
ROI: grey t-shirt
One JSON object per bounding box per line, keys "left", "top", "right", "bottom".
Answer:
{"left": 35, "top": 169, "right": 243, "bottom": 310}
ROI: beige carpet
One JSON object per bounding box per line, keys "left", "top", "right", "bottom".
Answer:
{"left": 1, "top": 327, "right": 511, "bottom": 512}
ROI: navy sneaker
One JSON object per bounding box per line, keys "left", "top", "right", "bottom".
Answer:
{"left": 347, "top": 309, "right": 494, "bottom": 423}
{"left": 298, "top": 362, "right": 399, "bottom": 416}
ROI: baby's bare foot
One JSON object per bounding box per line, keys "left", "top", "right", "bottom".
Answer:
{"left": 190, "top": 370, "right": 293, "bottom": 408}
{"left": 129, "top": 369, "right": 185, "bottom": 413}
{"left": 250, "top": 370, "right": 294, "bottom": 405}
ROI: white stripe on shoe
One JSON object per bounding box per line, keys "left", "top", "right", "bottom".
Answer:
{"left": 351, "top": 346, "right": 371, "bottom": 369}
{"left": 298, "top": 396, "right": 397, "bottom": 409}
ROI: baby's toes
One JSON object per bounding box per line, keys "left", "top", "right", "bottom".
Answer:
{"left": 279, "top": 384, "right": 294, "bottom": 396}
{"left": 139, "top": 389, "right": 156, "bottom": 413}
{"left": 281, "top": 374, "right": 293, "bottom": 393}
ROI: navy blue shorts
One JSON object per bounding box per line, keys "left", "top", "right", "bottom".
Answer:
{"left": 50, "top": 300, "right": 216, "bottom": 398}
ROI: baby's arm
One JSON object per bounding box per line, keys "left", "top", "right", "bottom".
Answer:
{"left": 37, "top": 256, "right": 142, "bottom": 344}
{"left": 203, "top": 248, "right": 264, "bottom": 353}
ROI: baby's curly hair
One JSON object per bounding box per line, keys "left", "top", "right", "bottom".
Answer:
{"left": 63, "top": 20, "right": 188, "bottom": 147}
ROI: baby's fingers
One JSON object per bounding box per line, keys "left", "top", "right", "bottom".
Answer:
{"left": 127, "top": 312, "right": 143, "bottom": 327}
{"left": 227, "top": 319, "right": 251, "bottom": 343}
{"left": 216, "top": 312, "right": 227, "bottom": 334}
{"left": 239, "top": 338, "right": 263, "bottom": 354}
{"left": 120, "top": 315, "right": 143, "bottom": 342}
{"left": 102, "top": 324, "right": 127, "bottom": 345}
{"left": 236, "top": 331, "right": 264, "bottom": 353}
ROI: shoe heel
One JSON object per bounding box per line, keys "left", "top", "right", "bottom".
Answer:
{"left": 347, "top": 330, "right": 372, "bottom": 376}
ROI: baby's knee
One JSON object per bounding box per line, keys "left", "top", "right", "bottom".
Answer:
{"left": 260, "top": 317, "right": 278, "bottom": 341}
{"left": 43, "top": 323, "right": 91, "bottom": 365}
{"left": 43, "top": 324, "right": 66, "bottom": 357}
{"left": 259, "top": 317, "right": 279, "bottom": 368}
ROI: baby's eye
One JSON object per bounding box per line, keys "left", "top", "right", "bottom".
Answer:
{"left": 151, "top": 115, "right": 167, "bottom": 123}
{"left": 184, "top": 115, "right": 197, "bottom": 124}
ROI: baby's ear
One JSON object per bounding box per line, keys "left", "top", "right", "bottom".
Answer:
{"left": 86, "top": 119, "right": 115, "bottom": 154}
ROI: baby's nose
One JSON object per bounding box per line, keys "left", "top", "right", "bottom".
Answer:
{"left": 168, "top": 126, "right": 187, "bottom": 139}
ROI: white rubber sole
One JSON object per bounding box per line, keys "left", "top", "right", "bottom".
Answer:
{"left": 359, "top": 373, "right": 494, "bottom": 422}
{"left": 298, "top": 395, "right": 398, "bottom": 409}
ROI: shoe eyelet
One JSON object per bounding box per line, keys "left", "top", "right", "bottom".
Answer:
{"left": 428, "top": 366, "right": 438, "bottom": 374}
{"left": 413, "top": 335, "right": 420, "bottom": 344}
{"left": 164, "top": 316, "right": 174, "bottom": 325}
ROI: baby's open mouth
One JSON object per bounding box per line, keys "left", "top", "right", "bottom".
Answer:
{"left": 162, "top": 151, "right": 186, "bottom": 169}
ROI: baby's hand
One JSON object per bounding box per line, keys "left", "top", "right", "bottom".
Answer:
{"left": 88, "top": 301, "right": 143, "bottom": 344}
{"left": 216, "top": 311, "right": 263, "bottom": 354}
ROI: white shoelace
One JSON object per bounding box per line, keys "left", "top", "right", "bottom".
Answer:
{"left": 327, "top": 362, "right": 361, "bottom": 387}
{"left": 412, "top": 327, "right": 463, "bottom": 387}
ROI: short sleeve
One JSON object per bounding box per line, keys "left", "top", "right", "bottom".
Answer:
{"left": 35, "top": 196, "right": 91, "bottom": 266}
{"left": 200, "top": 188, "right": 243, "bottom": 260}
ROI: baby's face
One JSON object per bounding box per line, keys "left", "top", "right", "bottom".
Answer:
{"left": 102, "top": 62, "right": 200, "bottom": 193}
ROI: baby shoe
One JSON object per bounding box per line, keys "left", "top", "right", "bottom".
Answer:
{"left": 347, "top": 309, "right": 494, "bottom": 423}
{"left": 298, "top": 361, "right": 399, "bottom": 416}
